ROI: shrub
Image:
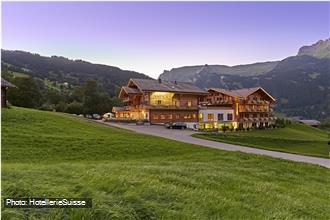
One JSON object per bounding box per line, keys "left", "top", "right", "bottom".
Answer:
{"left": 55, "top": 101, "right": 67, "bottom": 112}
{"left": 66, "top": 101, "right": 84, "bottom": 114}
{"left": 319, "top": 118, "right": 330, "bottom": 131}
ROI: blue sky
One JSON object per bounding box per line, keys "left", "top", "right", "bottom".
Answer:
{"left": 2, "top": 1, "right": 329, "bottom": 78}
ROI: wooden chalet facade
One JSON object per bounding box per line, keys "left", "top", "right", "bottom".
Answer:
{"left": 113, "top": 78, "right": 276, "bottom": 129}
{"left": 200, "top": 87, "right": 276, "bottom": 129}
{"left": 113, "top": 78, "right": 208, "bottom": 124}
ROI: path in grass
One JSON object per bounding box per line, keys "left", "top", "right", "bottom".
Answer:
{"left": 2, "top": 107, "right": 330, "bottom": 219}
{"left": 193, "top": 124, "right": 330, "bottom": 158}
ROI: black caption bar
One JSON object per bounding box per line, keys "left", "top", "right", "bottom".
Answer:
{"left": 3, "top": 198, "right": 92, "bottom": 208}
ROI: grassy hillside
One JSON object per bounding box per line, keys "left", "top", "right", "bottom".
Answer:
{"left": 2, "top": 107, "right": 330, "bottom": 219}
{"left": 193, "top": 124, "right": 329, "bottom": 158}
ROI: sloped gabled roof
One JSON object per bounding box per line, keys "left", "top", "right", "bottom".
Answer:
{"left": 122, "top": 86, "right": 141, "bottom": 94}
{"left": 208, "top": 88, "right": 237, "bottom": 97}
{"left": 231, "top": 87, "right": 261, "bottom": 97}
{"left": 208, "top": 87, "right": 275, "bottom": 101}
{"left": 1, "top": 78, "right": 16, "bottom": 88}
{"left": 129, "top": 78, "right": 208, "bottom": 94}
{"left": 299, "top": 120, "right": 321, "bottom": 126}
{"left": 118, "top": 86, "right": 142, "bottom": 98}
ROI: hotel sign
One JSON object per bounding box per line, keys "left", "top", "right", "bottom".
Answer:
{"left": 150, "top": 92, "right": 174, "bottom": 106}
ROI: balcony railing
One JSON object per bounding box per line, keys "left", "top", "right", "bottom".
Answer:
{"left": 213, "top": 100, "right": 233, "bottom": 104}
{"left": 238, "top": 117, "right": 276, "bottom": 123}
{"left": 239, "top": 108, "right": 272, "bottom": 113}
{"left": 199, "top": 100, "right": 233, "bottom": 106}
{"left": 122, "top": 98, "right": 130, "bottom": 102}
{"left": 149, "top": 105, "right": 198, "bottom": 110}
{"left": 246, "top": 100, "right": 270, "bottom": 105}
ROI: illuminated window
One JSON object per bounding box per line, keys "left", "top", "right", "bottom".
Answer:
{"left": 160, "top": 115, "right": 166, "bottom": 119}
{"left": 207, "top": 114, "right": 214, "bottom": 121}
{"left": 153, "top": 114, "right": 158, "bottom": 119}
{"left": 218, "top": 113, "right": 224, "bottom": 121}
{"left": 168, "top": 114, "right": 173, "bottom": 119}
{"left": 187, "top": 101, "right": 192, "bottom": 107}
{"left": 205, "top": 123, "right": 214, "bottom": 129}
{"left": 174, "top": 101, "right": 179, "bottom": 106}
{"left": 175, "top": 114, "right": 180, "bottom": 119}
{"left": 199, "top": 113, "right": 203, "bottom": 119}
{"left": 192, "top": 114, "right": 196, "bottom": 119}
{"left": 227, "top": 113, "right": 233, "bottom": 121}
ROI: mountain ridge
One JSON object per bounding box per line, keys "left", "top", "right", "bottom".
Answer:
{"left": 1, "top": 49, "right": 151, "bottom": 96}
{"left": 159, "top": 38, "right": 330, "bottom": 81}
{"left": 159, "top": 39, "right": 330, "bottom": 119}
{"left": 298, "top": 38, "right": 330, "bottom": 59}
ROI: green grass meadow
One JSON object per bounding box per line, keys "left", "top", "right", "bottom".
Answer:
{"left": 193, "top": 124, "right": 330, "bottom": 158}
{"left": 2, "top": 107, "right": 330, "bottom": 219}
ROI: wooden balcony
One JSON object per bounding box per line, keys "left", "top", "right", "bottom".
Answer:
{"left": 238, "top": 117, "right": 276, "bottom": 123}
{"left": 239, "top": 108, "right": 272, "bottom": 113}
{"left": 199, "top": 100, "right": 233, "bottom": 106}
{"left": 213, "top": 100, "right": 233, "bottom": 104}
{"left": 122, "top": 98, "right": 130, "bottom": 102}
{"left": 151, "top": 105, "right": 198, "bottom": 110}
{"left": 135, "top": 104, "right": 199, "bottom": 110}
{"left": 246, "top": 100, "right": 270, "bottom": 105}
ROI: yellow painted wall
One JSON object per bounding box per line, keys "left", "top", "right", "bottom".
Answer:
{"left": 149, "top": 92, "right": 174, "bottom": 106}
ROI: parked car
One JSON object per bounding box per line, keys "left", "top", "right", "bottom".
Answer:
{"left": 85, "top": 114, "right": 92, "bottom": 119}
{"left": 164, "top": 122, "right": 187, "bottom": 129}
{"left": 136, "top": 120, "right": 144, "bottom": 125}
{"left": 93, "top": 114, "right": 101, "bottom": 119}
{"left": 102, "top": 112, "right": 114, "bottom": 121}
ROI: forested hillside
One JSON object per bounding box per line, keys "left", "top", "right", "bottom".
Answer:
{"left": 1, "top": 50, "right": 151, "bottom": 114}
{"left": 1, "top": 50, "right": 150, "bottom": 96}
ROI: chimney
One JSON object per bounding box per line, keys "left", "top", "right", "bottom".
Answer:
{"left": 158, "top": 78, "right": 162, "bottom": 83}
{"left": 174, "top": 80, "right": 177, "bottom": 85}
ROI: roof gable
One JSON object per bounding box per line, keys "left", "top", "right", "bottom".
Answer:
{"left": 207, "top": 88, "right": 237, "bottom": 97}
{"left": 118, "top": 86, "right": 142, "bottom": 98}
{"left": 243, "top": 87, "right": 276, "bottom": 101}
{"left": 207, "top": 87, "right": 275, "bottom": 101}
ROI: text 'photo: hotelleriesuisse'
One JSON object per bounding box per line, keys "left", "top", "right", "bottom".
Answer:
{"left": 1, "top": 1, "right": 330, "bottom": 219}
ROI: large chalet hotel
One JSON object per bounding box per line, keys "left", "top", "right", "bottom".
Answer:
{"left": 113, "top": 78, "right": 276, "bottom": 129}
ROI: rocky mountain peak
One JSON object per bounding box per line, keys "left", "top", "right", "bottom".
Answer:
{"left": 297, "top": 38, "right": 330, "bottom": 59}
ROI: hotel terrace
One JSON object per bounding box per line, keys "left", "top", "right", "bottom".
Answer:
{"left": 113, "top": 78, "right": 276, "bottom": 129}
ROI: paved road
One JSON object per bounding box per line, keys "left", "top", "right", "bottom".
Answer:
{"left": 97, "top": 121, "right": 330, "bottom": 169}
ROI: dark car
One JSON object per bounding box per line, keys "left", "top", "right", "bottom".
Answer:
{"left": 165, "top": 122, "right": 187, "bottom": 129}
